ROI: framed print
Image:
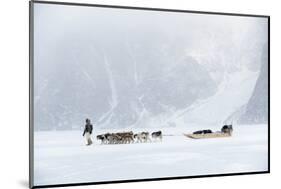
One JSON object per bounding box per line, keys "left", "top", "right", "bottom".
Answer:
{"left": 29, "top": 1, "right": 270, "bottom": 188}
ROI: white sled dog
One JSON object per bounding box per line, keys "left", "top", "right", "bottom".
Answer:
{"left": 134, "top": 132, "right": 151, "bottom": 143}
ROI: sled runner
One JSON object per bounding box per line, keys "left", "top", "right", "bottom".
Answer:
{"left": 183, "top": 132, "right": 231, "bottom": 139}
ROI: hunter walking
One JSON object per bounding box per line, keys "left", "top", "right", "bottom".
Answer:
{"left": 83, "top": 118, "right": 93, "bottom": 146}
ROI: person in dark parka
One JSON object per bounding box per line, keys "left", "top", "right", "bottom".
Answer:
{"left": 83, "top": 118, "right": 93, "bottom": 146}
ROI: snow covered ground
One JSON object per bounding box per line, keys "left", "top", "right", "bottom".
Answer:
{"left": 34, "top": 124, "right": 268, "bottom": 186}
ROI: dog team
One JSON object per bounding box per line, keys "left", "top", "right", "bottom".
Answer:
{"left": 82, "top": 118, "right": 162, "bottom": 146}
{"left": 96, "top": 130, "right": 162, "bottom": 145}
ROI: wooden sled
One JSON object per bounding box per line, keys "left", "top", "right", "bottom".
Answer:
{"left": 183, "top": 132, "right": 231, "bottom": 139}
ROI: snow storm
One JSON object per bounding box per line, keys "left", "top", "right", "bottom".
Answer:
{"left": 32, "top": 3, "right": 269, "bottom": 186}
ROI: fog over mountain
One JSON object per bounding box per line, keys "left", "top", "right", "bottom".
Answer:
{"left": 33, "top": 4, "right": 268, "bottom": 130}
{"left": 237, "top": 44, "right": 268, "bottom": 124}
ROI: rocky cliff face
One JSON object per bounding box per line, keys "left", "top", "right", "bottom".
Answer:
{"left": 237, "top": 45, "right": 268, "bottom": 124}
{"left": 33, "top": 5, "right": 268, "bottom": 130}
{"left": 34, "top": 38, "right": 217, "bottom": 130}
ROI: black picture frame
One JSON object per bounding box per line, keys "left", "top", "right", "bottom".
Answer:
{"left": 29, "top": 1, "right": 270, "bottom": 188}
